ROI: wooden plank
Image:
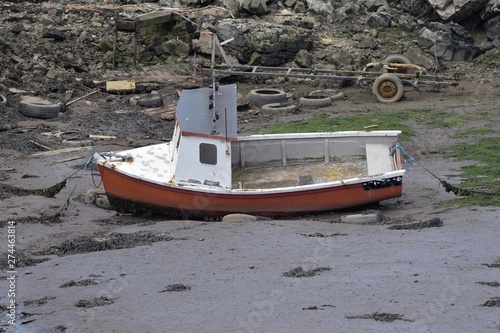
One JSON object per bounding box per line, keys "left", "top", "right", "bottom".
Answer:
{"left": 160, "top": 111, "right": 176, "bottom": 120}
{"left": 116, "top": 12, "right": 176, "bottom": 32}
{"left": 106, "top": 80, "right": 136, "bottom": 93}
{"left": 89, "top": 135, "right": 117, "bottom": 141}
{"left": 54, "top": 156, "right": 85, "bottom": 163}
{"left": 136, "top": 12, "right": 174, "bottom": 28}
{"left": 143, "top": 108, "right": 167, "bottom": 115}
{"left": 31, "top": 146, "right": 93, "bottom": 158}
{"left": 67, "top": 90, "right": 99, "bottom": 106}
{"left": 29, "top": 140, "right": 53, "bottom": 151}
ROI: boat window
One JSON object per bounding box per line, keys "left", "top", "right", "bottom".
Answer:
{"left": 199, "top": 143, "right": 217, "bottom": 165}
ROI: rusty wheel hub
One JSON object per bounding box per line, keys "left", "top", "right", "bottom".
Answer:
{"left": 379, "top": 81, "right": 397, "bottom": 98}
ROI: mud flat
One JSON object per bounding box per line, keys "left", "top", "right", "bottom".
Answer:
{"left": 0, "top": 64, "right": 499, "bottom": 333}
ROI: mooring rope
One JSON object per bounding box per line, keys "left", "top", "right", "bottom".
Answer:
{"left": 54, "top": 154, "right": 97, "bottom": 217}
{"left": 390, "top": 143, "right": 416, "bottom": 167}
{"left": 390, "top": 143, "right": 491, "bottom": 197}
{"left": 86, "top": 154, "right": 103, "bottom": 188}
{"left": 434, "top": 30, "right": 440, "bottom": 74}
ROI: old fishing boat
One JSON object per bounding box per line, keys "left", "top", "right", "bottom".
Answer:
{"left": 94, "top": 81, "right": 406, "bottom": 218}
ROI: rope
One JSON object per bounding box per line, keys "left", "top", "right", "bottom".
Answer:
{"left": 1, "top": 154, "right": 106, "bottom": 224}
{"left": 434, "top": 30, "right": 439, "bottom": 74}
{"left": 390, "top": 143, "right": 416, "bottom": 167}
{"left": 89, "top": 154, "right": 103, "bottom": 188}
{"left": 54, "top": 154, "right": 97, "bottom": 217}
{"left": 390, "top": 143, "right": 492, "bottom": 197}
{"left": 102, "top": 152, "right": 132, "bottom": 161}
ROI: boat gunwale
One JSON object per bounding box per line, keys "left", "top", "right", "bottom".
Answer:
{"left": 236, "top": 130, "right": 402, "bottom": 141}
{"left": 97, "top": 160, "right": 405, "bottom": 196}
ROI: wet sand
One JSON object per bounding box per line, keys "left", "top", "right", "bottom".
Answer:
{"left": 0, "top": 140, "right": 499, "bottom": 332}
{"left": 1, "top": 73, "right": 499, "bottom": 333}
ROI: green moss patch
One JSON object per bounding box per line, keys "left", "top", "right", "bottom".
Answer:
{"left": 259, "top": 112, "right": 415, "bottom": 141}
{"left": 443, "top": 136, "right": 500, "bottom": 207}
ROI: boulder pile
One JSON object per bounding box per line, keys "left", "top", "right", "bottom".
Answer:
{"left": 0, "top": 0, "right": 499, "bottom": 96}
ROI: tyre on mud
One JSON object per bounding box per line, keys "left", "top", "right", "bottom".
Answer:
{"left": 134, "top": 96, "right": 163, "bottom": 107}
{"left": 309, "top": 90, "right": 345, "bottom": 101}
{"left": 299, "top": 95, "right": 332, "bottom": 108}
{"left": 0, "top": 95, "right": 6, "bottom": 111}
{"left": 248, "top": 88, "right": 287, "bottom": 108}
{"left": 372, "top": 73, "right": 404, "bottom": 103}
{"left": 85, "top": 188, "right": 113, "bottom": 210}
{"left": 19, "top": 100, "right": 65, "bottom": 119}
{"left": 261, "top": 103, "right": 297, "bottom": 113}
{"left": 383, "top": 54, "right": 412, "bottom": 74}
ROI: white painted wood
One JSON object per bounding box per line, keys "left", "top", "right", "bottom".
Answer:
{"left": 366, "top": 143, "right": 393, "bottom": 175}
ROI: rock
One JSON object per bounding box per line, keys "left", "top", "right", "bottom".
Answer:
{"left": 293, "top": 1, "right": 307, "bottom": 13}
{"left": 42, "top": 28, "right": 66, "bottom": 41}
{"left": 45, "top": 69, "right": 57, "bottom": 79}
{"left": 387, "top": 0, "right": 435, "bottom": 17}
{"left": 11, "top": 23, "right": 24, "bottom": 34}
{"left": 484, "top": 15, "right": 500, "bottom": 40}
{"left": 0, "top": 0, "right": 497, "bottom": 100}
{"left": 217, "top": 20, "right": 313, "bottom": 66}
{"left": 221, "top": 213, "right": 257, "bottom": 222}
{"left": 305, "top": 0, "right": 335, "bottom": 16}
{"left": 99, "top": 40, "right": 114, "bottom": 52}
{"left": 333, "top": 2, "right": 364, "bottom": 22}
{"left": 340, "top": 213, "right": 379, "bottom": 224}
{"left": 404, "top": 46, "right": 436, "bottom": 69}
{"left": 366, "top": 12, "right": 392, "bottom": 29}
{"left": 364, "top": 0, "right": 387, "bottom": 12}
{"left": 329, "top": 49, "right": 353, "bottom": 67}
{"left": 481, "top": 0, "right": 500, "bottom": 20}
{"left": 40, "top": 14, "right": 56, "bottom": 26}
{"left": 294, "top": 49, "right": 314, "bottom": 68}
{"left": 418, "top": 23, "right": 478, "bottom": 61}
{"left": 426, "top": 0, "right": 489, "bottom": 21}
{"left": 238, "top": 0, "right": 268, "bottom": 16}
{"left": 154, "top": 40, "right": 189, "bottom": 58}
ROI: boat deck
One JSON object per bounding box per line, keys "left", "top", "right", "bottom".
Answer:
{"left": 232, "top": 156, "right": 367, "bottom": 189}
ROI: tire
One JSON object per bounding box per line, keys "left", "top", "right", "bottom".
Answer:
{"left": 299, "top": 95, "right": 332, "bottom": 108}
{"left": 261, "top": 103, "right": 297, "bottom": 113}
{"left": 372, "top": 73, "right": 404, "bottom": 103}
{"left": 0, "top": 95, "right": 6, "bottom": 112}
{"left": 308, "top": 90, "right": 345, "bottom": 101}
{"left": 19, "top": 101, "right": 64, "bottom": 119}
{"left": 248, "top": 88, "right": 287, "bottom": 108}
{"left": 136, "top": 96, "right": 163, "bottom": 107}
{"left": 383, "top": 54, "right": 412, "bottom": 74}
{"left": 85, "top": 188, "right": 113, "bottom": 210}
{"left": 85, "top": 188, "right": 104, "bottom": 204}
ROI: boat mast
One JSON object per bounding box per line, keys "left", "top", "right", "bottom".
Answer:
{"left": 209, "top": 33, "right": 219, "bottom": 135}
{"left": 207, "top": 31, "right": 234, "bottom": 136}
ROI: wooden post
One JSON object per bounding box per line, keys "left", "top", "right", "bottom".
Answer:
{"left": 113, "top": 11, "right": 118, "bottom": 69}
{"left": 134, "top": 18, "right": 138, "bottom": 67}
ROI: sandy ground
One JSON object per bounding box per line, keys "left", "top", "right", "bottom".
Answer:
{"left": 0, "top": 69, "right": 499, "bottom": 332}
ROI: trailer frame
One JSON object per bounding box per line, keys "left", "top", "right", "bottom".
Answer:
{"left": 199, "top": 31, "right": 460, "bottom": 103}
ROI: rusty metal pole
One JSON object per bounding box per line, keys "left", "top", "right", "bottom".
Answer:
{"left": 134, "top": 18, "right": 138, "bottom": 68}
{"left": 113, "top": 12, "right": 118, "bottom": 69}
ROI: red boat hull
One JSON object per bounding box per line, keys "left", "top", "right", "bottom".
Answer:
{"left": 98, "top": 164, "right": 403, "bottom": 219}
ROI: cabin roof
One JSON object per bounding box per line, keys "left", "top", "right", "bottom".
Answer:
{"left": 176, "top": 84, "right": 237, "bottom": 141}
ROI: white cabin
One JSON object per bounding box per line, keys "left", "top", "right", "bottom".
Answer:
{"left": 169, "top": 84, "right": 237, "bottom": 189}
